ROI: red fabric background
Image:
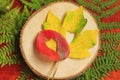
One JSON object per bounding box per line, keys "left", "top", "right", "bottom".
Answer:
{"left": 0, "top": 0, "right": 120, "bottom": 80}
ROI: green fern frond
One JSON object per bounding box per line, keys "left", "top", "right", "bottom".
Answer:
{"left": 20, "top": 0, "right": 61, "bottom": 11}
{"left": 0, "top": 43, "right": 15, "bottom": 55}
{"left": 0, "top": 43, "right": 21, "bottom": 67}
{"left": 0, "top": 0, "right": 14, "bottom": 8}
{"left": 0, "top": 7, "right": 19, "bottom": 20}
{"left": 0, "top": 7, "right": 21, "bottom": 66}
{"left": 98, "top": 22, "right": 120, "bottom": 30}
{"left": 20, "top": 0, "right": 42, "bottom": 10}
{"left": 77, "top": 56, "right": 120, "bottom": 79}
{"left": 17, "top": 66, "right": 43, "bottom": 80}
{"left": 92, "top": 13, "right": 101, "bottom": 23}
{"left": 0, "top": 52, "right": 20, "bottom": 67}
{"left": 101, "top": 33, "right": 120, "bottom": 41}
{"left": 0, "top": 32, "right": 15, "bottom": 44}
{"left": 100, "top": 6, "right": 120, "bottom": 18}
{"left": 93, "top": 51, "right": 120, "bottom": 68}
{"left": 77, "top": 0, "right": 101, "bottom": 13}
{"left": 0, "top": 8, "right": 19, "bottom": 33}
{"left": 42, "top": 0, "right": 62, "bottom": 5}
{"left": 17, "top": 67, "right": 32, "bottom": 80}
{"left": 93, "top": 62, "right": 120, "bottom": 78}
{"left": 16, "top": 6, "right": 30, "bottom": 32}
{"left": 101, "top": 41, "right": 119, "bottom": 51}
{"left": 92, "top": 0, "right": 101, "bottom": 5}
{"left": 0, "top": 0, "right": 14, "bottom": 13}
{"left": 7, "top": 54, "right": 21, "bottom": 66}
{"left": 100, "top": 0, "right": 117, "bottom": 9}
{"left": 0, "top": 3, "right": 32, "bottom": 67}
{"left": 101, "top": 42, "right": 117, "bottom": 52}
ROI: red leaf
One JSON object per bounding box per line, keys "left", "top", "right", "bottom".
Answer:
{"left": 35, "top": 30, "right": 70, "bottom": 61}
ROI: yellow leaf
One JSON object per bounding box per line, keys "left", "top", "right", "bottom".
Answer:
{"left": 62, "top": 6, "right": 87, "bottom": 33}
{"left": 68, "top": 49, "right": 91, "bottom": 59}
{"left": 69, "top": 30, "right": 99, "bottom": 58}
{"left": 43, "top": 11, "right": 61, "bottom": 32}
{"left": 43, "top": 11, "right": 66, "bottom": 37}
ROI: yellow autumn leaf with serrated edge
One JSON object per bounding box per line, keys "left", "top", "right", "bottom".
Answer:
{"left": 69, "top": 30, "right": 99, "bottom": 58}
{"left": 43, "top": 11, "right": 66, "bottom": 37}
{"left": 43, "top": 11, "right": 60, "bottom": 31}
{"left": 62, "top": 6, "right": 87, "bottom": 33}
{"left": 43, "top": 6, "right": 99, "bottom": 59}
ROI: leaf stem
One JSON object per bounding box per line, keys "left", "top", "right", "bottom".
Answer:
{"left": 47, "top": 61, "right": 59, "bottom": 80}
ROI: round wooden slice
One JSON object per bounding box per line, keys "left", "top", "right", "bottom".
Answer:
{"left": 20, "top": 1, "right": 100, "bottom": 80}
